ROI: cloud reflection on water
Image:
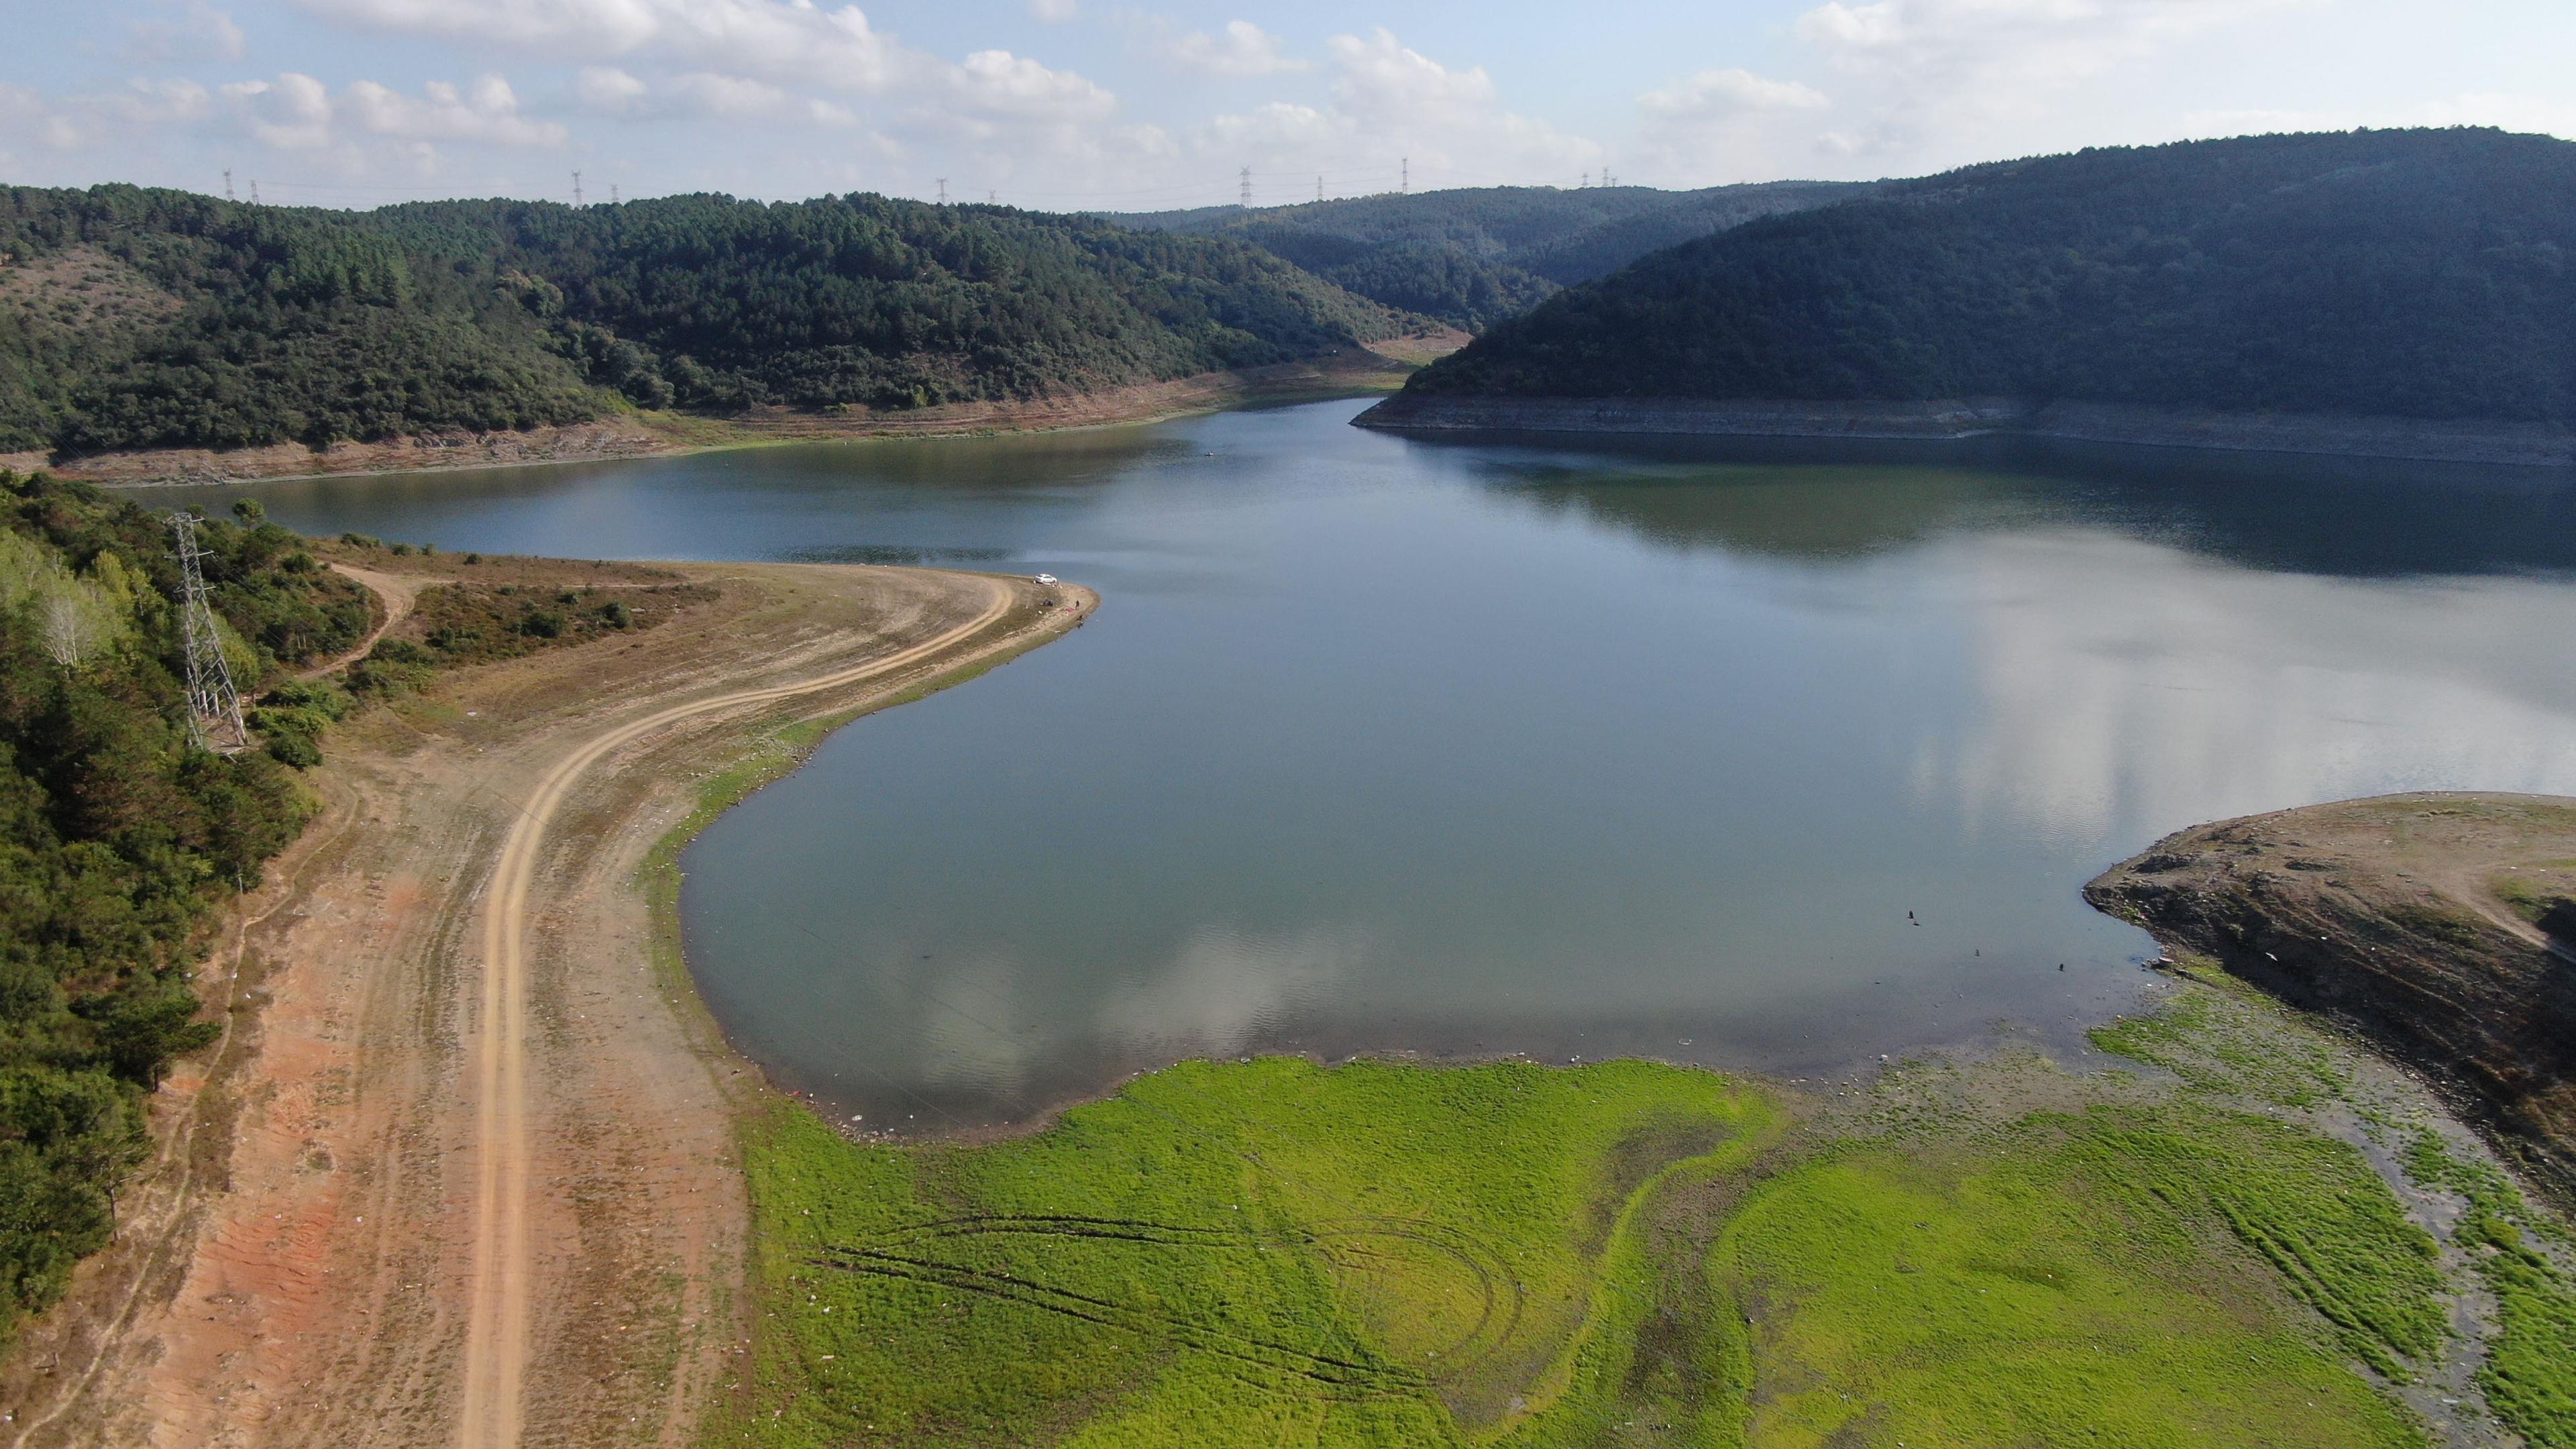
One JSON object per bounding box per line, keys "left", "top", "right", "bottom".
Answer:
{"left": 1917, "top": 529, "right": 2576, "bottom": 846}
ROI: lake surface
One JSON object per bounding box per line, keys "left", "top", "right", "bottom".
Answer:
{"left": 148, "top": 400, "right": 2576, "bottom": 1131}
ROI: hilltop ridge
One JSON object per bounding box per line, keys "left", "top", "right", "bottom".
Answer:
{"left": 1364, "top": 129, "right": 2576, "bottom": 462}
{"left": 0, "top": 186, "right": 1413, "bottom": 461}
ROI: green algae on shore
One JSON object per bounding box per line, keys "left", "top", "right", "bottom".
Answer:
{"left": 708, "top": 965, "right": 2572, "bottom": 1448}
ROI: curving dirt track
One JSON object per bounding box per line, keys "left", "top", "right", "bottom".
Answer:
{"left": 300, "top": 564, "right": 437, "bottom": 680}
{"left": 0, "top": 561, "right": 1091, "bottom": 1448}
{"left": 454, "top": 575, "right": 1014, "bottom": 1449}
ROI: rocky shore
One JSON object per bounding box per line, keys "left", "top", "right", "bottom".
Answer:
{"left": 1355, "top": 392, "right": 2576, "bottom": 468}
{"left": 2087, "top": 793, "right": 2576, "bottom": 1199}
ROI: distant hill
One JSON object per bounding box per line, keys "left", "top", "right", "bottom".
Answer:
{"left": 0, "top": 187, "right": 1410, "bottom": 458}
{"left": 1114, "top": 181, "right": 1861, "bottom": 329}
{"left": 1384, "top": 131, "right": 2576, "bottom": 445}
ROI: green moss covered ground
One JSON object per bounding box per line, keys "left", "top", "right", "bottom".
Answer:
{"left": 718, "top": 1058, "right": 1782, "bottom": 1447}
{"left": 706, "top": 959, "right": 2572, "bottom": 1447}
{"left": 1717, "top": 1108, "right": 2432, "bottom": 1448}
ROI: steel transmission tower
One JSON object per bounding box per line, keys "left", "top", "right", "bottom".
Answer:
{"left": 1240, "top": 166, "right": 1252, "bottom": 207}
{"left": 168, "top": 513, "right": 250, "bottom": 754}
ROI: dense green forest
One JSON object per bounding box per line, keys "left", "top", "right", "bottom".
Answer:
{"left": 1116, "top": 180, "right": 1860, "bottom": 329}
{"left": 0, "top": 187, "right": 1411, "bottom": 456}
{"left": 0, "top": 469, "right": 372, "bottom": 1348}
{"left": 1405, "top": 129, "right": 2576, "bottom": 427}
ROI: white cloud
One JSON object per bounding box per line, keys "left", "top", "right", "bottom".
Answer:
{"left": 951, "top": 49, "right": 1118, "bottom": 121}
{"left": 1635, "top": 67, "right": 1829, "bottom": 182}
{"left": 1212, "top": 28, "right": 1600, "bottom": 188}
{"left": 1161, "top": 20, "right": 1305, "bottom": 78}
{"left": 582, "top": 68, "right": 863, "bottom": 127}
{"left": 1029, "top": 0, "right": 1078, "bottom": 20}
{"left": 1790, "top": 0, "right": 2320, "bottom": 164}
{"left": 123, "top": 1, "right": 248, "bottom": 63}
{"left": 1640, "top": 68, "right": 1829, "bottom": 120}
{"left": 290, "top": 0, "right": 908, "bottom": 93}
{"left": 1324, "top": 27, "right": 1497, "bottom": 119}
{"left": 221, "top": 74, "right": 335, "bottom": 150}
{"left": 575, "top": 65, "right": 650, "bottom": 115}
{"left": 1187, "top": 30, "right": 1608, "bottom": 200}
{"left": 218, "top": 72, "right": 564, "bottom": 151}
{"left": 0, "top": 77, "right": 214, "bottom": 150}
{"left": 344, "top": 75, "right": 564, "bottom": 146}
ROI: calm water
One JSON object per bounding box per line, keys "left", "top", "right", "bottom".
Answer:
{"left": 144, "top": 400, "right": 2576, "bottom": 1130}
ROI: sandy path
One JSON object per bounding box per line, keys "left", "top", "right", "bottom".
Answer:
{"left": 0, "top": 562, "right": 1088, "bottom": 1448}
{"left": 454, "top": 576, "right": 1012, "bottom": 1449}
{"left": 301, "top": 565, "right": 437, "bottom": 680}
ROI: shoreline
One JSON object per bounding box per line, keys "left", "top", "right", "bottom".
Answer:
{"left": 0, "top": 559, "right": 1094, "bottom": 1447}
{"left": 2088, "top": 791, "right": 2576, "bottom": 1204}
{"left": 9, "top": 538, "right": 2566, "bottom": 1442}
{"left": 9, "top": 345, "right": 1437, "bottom": 490}
{"left": 1354, "top": 392, "right": 2576, "bottom": 470}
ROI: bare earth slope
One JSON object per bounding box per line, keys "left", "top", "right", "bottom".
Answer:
{"left": 0, "top": 560, "right": 1091, "bottom": 1448}
{"left": 2088, "top": 793, "right": 2576, "bottom": 1199}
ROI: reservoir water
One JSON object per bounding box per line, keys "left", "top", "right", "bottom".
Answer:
{"left": 151, "top": 399, "right": 2576, "bottom": 1130}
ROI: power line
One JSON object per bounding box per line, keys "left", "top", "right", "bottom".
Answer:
{"left": 167, "top": 513, "right": 248, "bottom": 755}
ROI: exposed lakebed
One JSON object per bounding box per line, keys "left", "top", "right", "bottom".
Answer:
{"left": 144, "top": 400, "right": 2576, "bottom": 1130}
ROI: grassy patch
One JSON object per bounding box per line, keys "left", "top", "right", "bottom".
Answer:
{"left": 2088, "top": 963, "right": 2351, "bottom": 1109}
{"left": 713, "top": 1058, "right": 1784, "bottom": 1448}
{"left": 1714, "top": 1104, "right": 2435, "bottom": 1448}
{"left": 712, "top": 1036, "right": 2458, "bottom": 1448}
{"left": 2402, "top": 1134, "right": 2576, "bottom": 1446}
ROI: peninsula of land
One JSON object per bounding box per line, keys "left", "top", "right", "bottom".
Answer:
{"left": 2091, "top": 792, "right": 2576, "bottom": 1199}
{"left": 0, "top": 537, "right": 1091, "bottom": 1446}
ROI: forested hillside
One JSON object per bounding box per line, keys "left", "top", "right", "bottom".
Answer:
{"left": 1403, "top": 129, "right": 2576, "bottom": 428}
{"left": 1116, "top": 181, "right": 1860, "bottom": 329}
{"left": 0, "top": 470, "right": 372, "bottom": 1347}
{"left": 0, "top": 187, "right": 1410, "bottom": 457}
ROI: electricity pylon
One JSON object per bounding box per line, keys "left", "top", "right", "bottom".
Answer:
{"left": 168, "top": 513, "right": 250, "bottom": 754}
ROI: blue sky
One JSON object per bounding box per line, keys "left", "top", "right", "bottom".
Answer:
{"left": 5, "top": 1, "right": 2570, "bottom": 211}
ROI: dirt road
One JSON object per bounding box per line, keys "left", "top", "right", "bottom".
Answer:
{"left": 454, "top": 576, "right": 1014, "bottom": 1449}
{"left": 300, "top": 564, "right": 433, "bottom": 679}
{"left": 0, "top": 562, "right": 1090, "bottom": 1448}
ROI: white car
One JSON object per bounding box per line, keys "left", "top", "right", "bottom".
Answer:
{"left": 1034, "top": 573, "right": 1058, "bottom": 584}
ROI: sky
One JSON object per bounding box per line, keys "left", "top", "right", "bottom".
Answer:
{"left": 3, "top": 0, "right": 2571, "bottom": 213}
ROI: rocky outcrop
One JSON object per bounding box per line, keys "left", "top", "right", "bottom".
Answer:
{"left": 2086, "top": 794, "right": 2576, "bottom": 1198}
{"left": 1355, "top": 393, "right": 2576, "bottom": 468}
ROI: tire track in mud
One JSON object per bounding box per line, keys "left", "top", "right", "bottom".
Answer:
{"left": 810, "top": 1210, "right": 1529, "bottom": 1396}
